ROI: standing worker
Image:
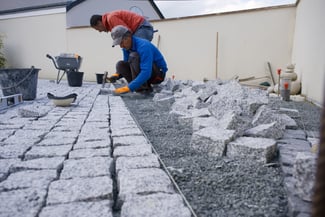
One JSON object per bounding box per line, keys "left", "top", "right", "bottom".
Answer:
{"left": 107, "top": 25, "right": 167, "bottom": 95}
{"left": 90, "top": 10, "right": 154, "bottom": 41}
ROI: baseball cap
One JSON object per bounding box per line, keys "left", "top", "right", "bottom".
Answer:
{"left": 111, "top": 25, "right": 129, "bottom": 47}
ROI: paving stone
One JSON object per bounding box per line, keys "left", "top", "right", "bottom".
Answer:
{"left": 0, "top": 188, "right": 47, "bottom": 217}
{"left": 287, "top": 193, "right": 312, "bottom": 217}
{"left": 22, "top": 120, "right": 56, "bottom": 131}
{"left": 277, "top": 139, "right": 311, "bottom": 152}
{"left": 121, "top": 193, "right": 191, "bottom": 217}
{"left": 190, "top": 127, "right": 235, "bottom": 156}
{"left": 244, "top": 121, "right": 285, "bottom": 139}
{"left": 87, "top": 113, "right": 109, "bottom": 122}
{"left": 282, "top": 129, "right": 307, "bottom": 140}
{"left": 36, "top": 137, "right": 76, "bottom": 146}
{"left": 10, "top": 157, "right": 65, "bottom": 172}
{"left": 113, "top": 144, "right": 152, "bottom": 157}
{"left": 0, "top": 169, "right": 57, "bottom": 191}
{"left": 279, "top": 114, "right": 298, "bottom": 129}
{"left": 111, "top": 127, "right": 142, "bottom": 137}
{"left": 0, "top": 158, "right": 21, "bottom": 174}
{"left": 112, "top": 135, "right": 149, "bottom": 147}
{"left": 44, "top": 131, "right": 80, "bottom": 139}
{"left": 118, "top": 168, "right": 175, "bottom": 203}
{"left": 0, "top": 129, "right": 15, "bottom": 141}
{"left": 78, "top": 129, "right": 109, "bottom": 142}
{"left": 47, "top": 176, "right": 113, "bottom": 205}
{"left": 116, "top": 154, "right": 160, "bottom": 174}
{"left": 25, "top": 144, "right": 72, "bottom": 160}
{"left": 227, "top": 137, "right": 277, "bottom": 163}
{"left": 152, "top": 92, "right": 175, "bottom": 108}
{"left": 192, "top": 116, "right": 219, "bottom": 132}
{"left": 69, "top": 147, "right": 110, "bottom": 158}
{"left": 81, "top": 122, "right": 109, "bottom": 131}
{"left": 39, "top": 200, "right": 113, "bottom": 217}
{"left": 0, "top": 143, "right": 33, "bottom": 159}
{"left": 293, "top": 152, "right": 317, "bottom": 202}
{"left": 74, "top": 139, "right": 110, "bottom": 149}
{"left": 60, "top": 157, "right": 112, "bottom": 179}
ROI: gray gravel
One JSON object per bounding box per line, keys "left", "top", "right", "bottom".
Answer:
{"left": 121, "top": 81, "right": 321, "bottom": 217}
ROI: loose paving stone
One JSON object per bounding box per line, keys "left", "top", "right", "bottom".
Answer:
{"left": 112, "top": 135, "right": 149, "bottom": 147}
{"left": 118, "top": 168, "right": 175, "bottom": 202}
{"left": 74, "top": 139, "right": 111, "bottom": 149}
{"left": 47, "top": 176, "right": 113, "bottom": 205}
{"left": 60, "top": 157, "right": 112, "bottom": 179}
{"left": 244, "top": 121, "right": 285, "bottom": 139}
{"left": 113, "top": 144, "right": 152, "bottom": 157}
{"left": 190, "top": 127, "right": 235, "bottom": 156}
{"left": 282, "top": 129, "right": 307, "bottom": 140}
{"left": 227, "top": 137, "right": 277, "bottom": 163}
{"left": 293, "top": 152, "right": 317, "bottom": 202}
{"left": 0, "top": 169, "right": 57, "bottom": 191}
{"left": 116, "top": 154, "right": 160, "bottom": 174}
{"left": 69, "top": 147, "right": 110, "bottom": 158}
{"left": 121, "top": 193, "right": 191, "bottom": 217}
{"left": 277, "top": 139, "right": 311, "bottom": 152}
{"left": 24, "top": 144, "right": 72, "bottom": 160}
{"left": 10, "top": 157, "right": 65, "bottom": 172}
{"left": 39, "top": 200, "right": 113, "bottom": 217}
{"left": 0, "top": 143, "right": 33, "bottom": 159}
{"left": 0, "top": 188, "right": 47, "bottom": 217}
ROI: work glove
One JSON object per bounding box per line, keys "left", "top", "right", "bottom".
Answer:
{"left": 106, "top": 73, "right": 120, "bottom": 83}
{"left": 114, "top": 86, "right": 130, "bottom": 95}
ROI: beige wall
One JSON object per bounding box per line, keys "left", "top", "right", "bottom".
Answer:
{"left": 0, "top": 4, "right": 323, "bottom": 103}
{"left": 152, "top": 6, "right": 295, "bottom": 81}
{"left": 292, "top": 0, "right": 325, "bottom": 105}
{"left": 0, "top": 12, "right": 67, "bottom": 79}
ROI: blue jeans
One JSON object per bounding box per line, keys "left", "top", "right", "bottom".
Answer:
{"left": 134, "top": 20, "right": 154, "bottom": 41}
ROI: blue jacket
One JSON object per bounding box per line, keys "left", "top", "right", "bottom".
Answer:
{"left": 122, "top": 36, "right": 168, "bottom": 91}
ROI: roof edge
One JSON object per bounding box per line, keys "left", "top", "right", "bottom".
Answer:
{"left": 0, "top": 3, "right": 67, "bottom": 16}
{"left": 66, "top": 0, "right": 87, "bottom": 11}
{"left": 148, "top": 0, "right": 164, "bottom": 19}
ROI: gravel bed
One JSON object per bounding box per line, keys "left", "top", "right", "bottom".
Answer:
{"left": 121, "top": 86, "right": 321, "bottom": 217}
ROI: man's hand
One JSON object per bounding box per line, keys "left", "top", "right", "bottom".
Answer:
{"left": 114, "top": 86, "right": 130, "bottom": 95}
{"left": 106, "top": 73, "right": 119, "bottom": 83}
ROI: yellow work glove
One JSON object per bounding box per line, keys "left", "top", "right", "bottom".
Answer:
{"left": 114, "top": 86, "right": 130, "bottom": 94}
{"left": 106, "top": 73, "right": 119, "bottom": 83}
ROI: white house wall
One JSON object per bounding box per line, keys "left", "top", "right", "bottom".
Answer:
{"left": 292, "top": 0, "right": 325, "bottom": 105}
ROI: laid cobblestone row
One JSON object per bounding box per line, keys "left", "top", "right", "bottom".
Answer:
{"left": 0, "top": 80, "right": 192, "bottom": 217}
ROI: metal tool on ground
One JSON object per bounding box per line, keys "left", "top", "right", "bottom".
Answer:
{"left": 267, "top": 62, "right": 276, "bottom": 86}
{"left": 101, "top": 71, "right": 108, "bottom": 88}
{"left": 0, "top": 94, "right": 23, "bottom": 110}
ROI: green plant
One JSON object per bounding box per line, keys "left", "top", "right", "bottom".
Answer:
{"left": 0, "top": 35, "right": 6, "bottom": 68}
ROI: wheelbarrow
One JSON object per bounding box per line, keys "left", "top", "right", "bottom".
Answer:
{"left": 46, "top": 53, "right": 82, "bottom": 84}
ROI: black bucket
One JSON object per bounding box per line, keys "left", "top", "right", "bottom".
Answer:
{"left": 96, "top": 73, "right": 104, "bottom": 84}
{"left": 0, "top": 67, "right": 40, "bottom": 100}
{"left": 67, "top": 71, "right": 84, "bottom": 87}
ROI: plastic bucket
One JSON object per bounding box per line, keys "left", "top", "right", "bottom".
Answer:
{"left": 96, "top": 73, "right": 104, "bottom": 84}
{"left": 0, "top": 67, "right": 40, "bottom": 100}
{"left": 67, "top": 71, "right": 83, "bottom": 87}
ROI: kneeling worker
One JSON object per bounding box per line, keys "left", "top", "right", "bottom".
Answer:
{"left": 107, "top": 25, "right": 168, "bottom": 95}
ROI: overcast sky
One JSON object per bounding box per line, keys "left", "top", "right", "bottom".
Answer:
{"left": 154, "top": 0, "right": 297, "bottom": 18}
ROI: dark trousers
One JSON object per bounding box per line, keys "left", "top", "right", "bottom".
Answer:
{"left": 116, "top": 52, "right": 165, "bottom": 91}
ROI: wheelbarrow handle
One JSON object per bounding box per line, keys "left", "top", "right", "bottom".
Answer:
{"left": 46, "top": 54, "right": 59, "bottom": 69}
